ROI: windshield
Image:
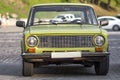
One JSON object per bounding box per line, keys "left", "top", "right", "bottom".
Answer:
{"left": 27, "top": 5, "right": 98, "bottom": 26}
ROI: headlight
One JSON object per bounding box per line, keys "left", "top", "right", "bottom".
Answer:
{"left": 27, "top": 36, "right": 38, "bottom": 47}
{"left": 94, "top": 36, "right": 105, "bottom": 46}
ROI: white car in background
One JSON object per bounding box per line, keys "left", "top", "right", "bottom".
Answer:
{"left": 98, "top": 16, "right": 120, "bottom": 31}
{"left": 50, "top": 14, "right": 81, "bottom": 24}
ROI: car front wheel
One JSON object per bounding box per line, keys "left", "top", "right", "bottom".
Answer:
{"left": 94, "top": 55, "right": 109, "bottom": 75}
{"left": 23, "top": 60, "right": 34, "bottom": 76}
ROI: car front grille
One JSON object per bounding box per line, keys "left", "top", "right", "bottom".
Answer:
{"left": 38, "top": 35, "right": 93, "bottom": 48}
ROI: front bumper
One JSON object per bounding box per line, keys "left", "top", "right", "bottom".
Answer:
{"left": 22, "top": 52, "right": 110, "bottom": 62}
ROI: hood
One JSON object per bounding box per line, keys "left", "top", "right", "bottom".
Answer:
{"left": 28, "top": 25, "right": 101, "bottom": 35}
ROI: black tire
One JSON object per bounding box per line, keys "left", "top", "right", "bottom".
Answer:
{"left": 83, "top": 62, "right": 93, "bottom": 67}
{"left": 94, "top": 55, "right": 109, "bottom": 75}
{"left": 23, "top": 60, "right": 34, "bottom": 76}
{"left": 84, "top": 64, "right": 93, "bottom": 67}
{"left": 113, "top": 25, "right": 120, "bottom": 31}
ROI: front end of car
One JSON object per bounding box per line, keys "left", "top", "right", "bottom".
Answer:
{"left": 22, "top": 26, "right": 109, "bottom": 61}
{"left": 18, "top": 3, "right": 110, "bottom": 76}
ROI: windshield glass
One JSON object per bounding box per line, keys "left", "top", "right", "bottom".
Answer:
{"left": 27, "top": 5, "right": 98, "bottom": 26}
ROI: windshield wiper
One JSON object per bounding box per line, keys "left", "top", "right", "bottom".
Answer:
{"left": 51, "top": 20, "right": 82, "bottom": 25}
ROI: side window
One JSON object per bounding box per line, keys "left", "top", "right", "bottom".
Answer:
{"left": 98, "top": 18, "right": 106, "bottom": 21}
{"left": 66, "top": 16, "right": 69, "bottom": 19}
{"left": 70, "top": 16, "right": 73, "bottom": 19}
{"left": 106, "top": 18, "right": 115, "bottom": 21}
{"left": 99, "top": 18, "right": 114, "bottom": 21}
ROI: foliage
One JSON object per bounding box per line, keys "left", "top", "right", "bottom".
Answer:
{"left": 0, "top": 0, "right": 120, "bottom": 18}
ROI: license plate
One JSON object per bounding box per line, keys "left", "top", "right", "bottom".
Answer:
{"left": 51, "top": 52, "right": 81, "bottom": 59}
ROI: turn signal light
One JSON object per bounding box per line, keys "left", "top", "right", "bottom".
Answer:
{"left": 95, "top": 47, "right": 103, "bottom": 52}
{"left": 28, "top": 48, "right": 36, "bottom": 53}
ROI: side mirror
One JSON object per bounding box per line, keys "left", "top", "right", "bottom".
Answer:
{"left": 16, "top": 21, "right": 25, "bottom": 28}
{"left": 100, "top": 20, "right": 109, "bottom": 26}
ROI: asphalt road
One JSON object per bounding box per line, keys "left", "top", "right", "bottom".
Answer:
{"left": 0, "top": 32, "right": 120, "bottom": 80}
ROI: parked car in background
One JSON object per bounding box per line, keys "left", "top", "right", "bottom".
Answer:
{"left": 50, "top": 14, "right": 81, "bottom": 24}
{"left": 98, "top": 16, "right": 120, "bottom": 31}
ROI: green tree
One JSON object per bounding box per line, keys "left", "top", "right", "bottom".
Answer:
{"left": 115, "top": 0, "right": 120, "bottom": 6}
{"left": 66, "top": 0, "right": 70, "bottom": 2}
{"left": 107, "top": 0, "right": 111, "bottom": 8}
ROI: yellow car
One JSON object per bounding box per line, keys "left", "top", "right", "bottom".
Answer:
{"left": 16, "top": 3, "right": 109, "bottom": 76}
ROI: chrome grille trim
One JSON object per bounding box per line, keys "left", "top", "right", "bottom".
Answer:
{"left": 38, "top": 35, "right": 93, "bottom": 48}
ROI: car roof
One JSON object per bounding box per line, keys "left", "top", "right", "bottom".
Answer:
{"left": 98, "top": 16, "right": 118, "bottom": 19}
{"left": 32, "top": 3, "right": 93, "bottom": 8}
{"left": 58, "top": 14, "right": 74, "bottom": 16}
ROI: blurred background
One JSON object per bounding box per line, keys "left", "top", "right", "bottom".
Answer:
{"left": 0, "top": 0, "right": 120, "bottom": 18}
{"left": 0, "top": 0, "right": 120, "bottom": 32}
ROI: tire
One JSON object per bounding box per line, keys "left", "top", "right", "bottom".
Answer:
{"left": 23, "top": 60, "right": 34, "bottom": 76}
{"left": 83, "top": 62, "right": 93, "bottom": 67}
{"left": 113, "top": 25, "right": 120, "bottom": 31}
{"left": 94, "top": 55, "right": 109, "bottom": 75}
{"left": 84, "top": 64, "right": 93, "bottom": 67}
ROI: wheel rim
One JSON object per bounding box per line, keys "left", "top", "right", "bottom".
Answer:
{"left": 113, "top": 25, "right": 119, "bottom": 31}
